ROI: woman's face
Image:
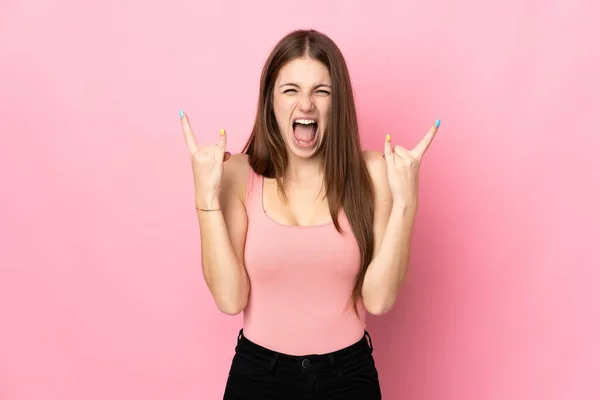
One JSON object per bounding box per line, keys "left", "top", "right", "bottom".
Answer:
{"left": 272, "top": 57, "right": 332, "bottom": 160}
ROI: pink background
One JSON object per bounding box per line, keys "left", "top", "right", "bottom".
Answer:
{"left": 1, "top": 0, "right": 599, "bottom": 399}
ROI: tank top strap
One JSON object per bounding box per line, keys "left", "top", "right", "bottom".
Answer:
{"left": 243, "top": 165, "right": 263, "bottom": 218}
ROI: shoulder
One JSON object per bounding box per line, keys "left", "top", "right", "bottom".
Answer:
{"left": 222, "top": 153, "right": 251, "bottom": 199}
{"left": 224, "top": 153, "right": 250, "bottom": 173}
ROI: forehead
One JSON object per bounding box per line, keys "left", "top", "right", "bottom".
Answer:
{"left": 276, "top": 57, "right": 331, "bottom": 85}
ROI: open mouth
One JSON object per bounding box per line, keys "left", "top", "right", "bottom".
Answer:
{"left": 292, "top": 119, "right": 319, "bottom": 148}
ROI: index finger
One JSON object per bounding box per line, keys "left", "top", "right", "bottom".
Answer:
{"left": 411, "top": 119, "right": 440, "bottom": 159}
{"left": 179, "top": 110, "right": 199, "bottom": 154}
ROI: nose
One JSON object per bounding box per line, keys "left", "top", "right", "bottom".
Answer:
{"left": 297, "top": 92, "right": 315, "bottom": 112}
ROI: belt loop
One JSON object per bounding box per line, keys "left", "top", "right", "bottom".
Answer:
{"left": 269, "top": 353, "right": 280, "bottom": 375}
{"left": 329, "top": 354, "right": 339, "bottom": 377}
{"left": 365, "top": 331, "right": 374, "bottom": 351}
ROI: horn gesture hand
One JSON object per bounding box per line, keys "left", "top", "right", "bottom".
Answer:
{"left": 179, "top": 110, "right": 231, "bottom": 209}
{"left": 383, "top": 119, "right": 440, "bottom": 206}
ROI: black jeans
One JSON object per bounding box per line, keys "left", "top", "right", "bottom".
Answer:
{"left": 223, "top": 329, "right": 382, "bottom": 399}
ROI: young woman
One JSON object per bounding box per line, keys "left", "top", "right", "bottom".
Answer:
{"left": 180, "top": 29, "right": 440, "bottom": 400}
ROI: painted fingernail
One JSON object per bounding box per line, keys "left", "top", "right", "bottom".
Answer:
{"left": 435, "top": 119, "right": 441, "bottom": 128}
{"left": 220, "top": 128, "right": 225, "bottom": 136}
{"left": 179, "top": 110, "right": 184, "bottom": 118}
{"left": 386, "top": 134, "right": 391, "bottom": 141}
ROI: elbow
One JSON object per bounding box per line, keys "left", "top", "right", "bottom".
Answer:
{"left": 363, "top": 278, "right": 405, "bottom": 315}
{"left": 218, "top": 304, "right": 245, "bottom": 316}
{"left": 362, "top": 262, "right": 407, "bottom": 315}
{"left": 365, "top": 296, "right": 396, "bottom": 315}
{"left": 216, "top": 297, "right": 247, "bottom": 316}
{"left": 214, "top": 283, "right": 249, "bottom": 316}
{"left": 204, "top": 263, "right": 250, "bottom": 316}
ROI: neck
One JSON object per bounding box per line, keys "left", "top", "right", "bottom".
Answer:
{"left": 285, "top": 153, "right": 323, "bottom": 183}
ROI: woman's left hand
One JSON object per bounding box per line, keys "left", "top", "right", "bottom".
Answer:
{"left": 383, "top": 119, "right": 440, "bottom": 207}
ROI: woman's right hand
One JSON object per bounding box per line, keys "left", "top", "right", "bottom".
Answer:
{"left": 180, "top": 110, "right": 231, "bottom": 209}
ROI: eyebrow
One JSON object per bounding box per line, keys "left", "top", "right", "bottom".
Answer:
{"left": 279, "top": 83, "right": 331, "bottom": 89}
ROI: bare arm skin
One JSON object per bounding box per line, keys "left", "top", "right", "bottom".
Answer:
{"left": 197, "top": 154, "right": 251, "bottom": 315}
{"left": 179, "top": 112, "right": 250, "bottom": 315}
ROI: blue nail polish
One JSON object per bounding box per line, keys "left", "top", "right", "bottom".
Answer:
{"left": 435, "top": 119, "right": 441, "bottom": 128}
{"left": 179, "top": 110, "right": 184, "bottom": 118}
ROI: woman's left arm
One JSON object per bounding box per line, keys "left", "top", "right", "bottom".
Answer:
{"left": 361, "top": 121, "right": 440, "bottom": 315}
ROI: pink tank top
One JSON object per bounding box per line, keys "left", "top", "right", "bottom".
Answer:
{"left": 242, "top": 167, "right": 367, "bottom": 355}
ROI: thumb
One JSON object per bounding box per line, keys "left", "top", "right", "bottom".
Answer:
{"left": 384, "top": 134, "right": 394, "bottom": 166}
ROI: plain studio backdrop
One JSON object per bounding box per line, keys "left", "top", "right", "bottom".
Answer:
{"left": 1, "top": 0, "right": 599, "bottom": 399}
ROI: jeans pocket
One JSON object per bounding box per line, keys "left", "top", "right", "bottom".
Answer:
{"left": 228, "top": 353, "right": 256, "bottom": 378}
{"left": 223, "top": 354, "right": 257, "bottom": 400}
{"left": 341, "top": 354, "right": 379, "bottom": 382}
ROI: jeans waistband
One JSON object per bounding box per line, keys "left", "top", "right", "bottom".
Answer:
{"left": 234, "top": 329, "right": 374, "bottom": 374}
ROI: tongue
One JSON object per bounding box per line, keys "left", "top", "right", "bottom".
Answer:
{"left": 293, "top": 124, "right": 316, "bottom": 142}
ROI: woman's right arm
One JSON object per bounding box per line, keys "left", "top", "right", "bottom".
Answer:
{"left": 179, "top": 111, "right": 249, "bottom": 315}
{"left": 197, "top": 154, "right": 250, "bottom": 315}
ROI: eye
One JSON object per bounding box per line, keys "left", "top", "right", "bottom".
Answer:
{"left": 283, "top": 89, "right": 297, "bottom": 94}
{"left": 315, "top": 90, "right": 330, "bottom": 95}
